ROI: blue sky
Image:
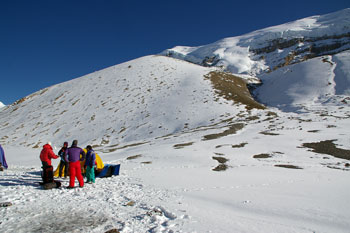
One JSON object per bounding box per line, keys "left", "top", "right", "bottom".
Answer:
{"left": 0, "top": 0, "right": 349, "bottom": 105}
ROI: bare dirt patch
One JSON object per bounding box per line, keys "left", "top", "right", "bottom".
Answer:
{"left": 204, "top": 71, "right": 265, "bottom": 110}
{"left": 103, "top": 141, "right": 150, "bottom": 153}
{"left": 302, "top": 140, "right": 350, "bottom": 160}
{"left": 141, "top": 161, "right": 152, "bottom": 164}
{"left": 203, "top": 123, "right": 245, "bottom": 141}
{"left": 126, "top": 154, "right": 142, "bottom": 160}
{"left": 260, "top": 131, "right": 280, "bottom": 136}
{"left": 307, "top": 130, "right": 320, "bottom": 133}
{"left": 232, "top": 142, "right": 248, "bottom": 148}
{"left": 212, "top": 164, "right": 229, "bottom": 171}
{"left": 173, "top": 142, "right": 194, "bottom": 149}
{"left": 212, "top": 156, "right": 229, "bottom": 164}
{"left": 274, "top": 164, "right": 303, "bottom": 169}
{"left": 212, "top": 156, "right": 229, "bottom": 171}
{"left": 253, "top": 153, "right": 272, "bottom": 159}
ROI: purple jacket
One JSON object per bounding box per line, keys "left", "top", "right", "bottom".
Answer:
{"left": 65, "top": 146, "right": 85, "bottom": 162}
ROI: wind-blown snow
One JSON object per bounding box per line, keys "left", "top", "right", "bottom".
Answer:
{"left": 1, "top": 9, "right": 350, "bottom": 233}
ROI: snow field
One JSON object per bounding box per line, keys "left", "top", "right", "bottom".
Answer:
{"left": 0, "top": 166, "right": 188, "bottom": 233}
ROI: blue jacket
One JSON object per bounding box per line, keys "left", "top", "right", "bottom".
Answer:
{"left": 85, "top": 149, "right": 96, "bottom": 167}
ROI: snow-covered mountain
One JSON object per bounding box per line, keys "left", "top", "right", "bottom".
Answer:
{"left": 0, "top": 55, "right": 263, "bottom": 149}
{"left": 1, "top": 9, "right": 349, "bottom": 148}
{"left": 0, "top": 101, "right": 5, "bottom": 109}
{"left": 162, "top": 8, "right": 350, "bottom": 76}
{"left": 1, "top": 9, "right": 350, "bottom": 233}
{"left": 162, "top": 8, "right": 350, "bottom": 111}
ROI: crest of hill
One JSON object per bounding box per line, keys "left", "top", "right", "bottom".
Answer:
{"left": 0, "top": 55, "right": 263, "bottom": 150}
{"left": 161, "top": 8, "right": 350, "bottom": 75}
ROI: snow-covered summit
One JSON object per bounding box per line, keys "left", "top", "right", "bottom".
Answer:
{"left": 161, "top": 8, "right": 350, "bottom": 75}
{"left": 0, "top": 101, "right": 5, "bottom": 109}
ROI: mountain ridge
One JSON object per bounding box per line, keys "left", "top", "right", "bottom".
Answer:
{"left": 0, "top": 55, "right": 264, "bottom": 149}
{"left": 161, "top": 8, "right": 350, "bottom": 75}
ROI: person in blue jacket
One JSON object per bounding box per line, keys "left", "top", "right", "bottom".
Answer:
{"left": 85, "top": 145, "right": 96, "bottom": 184}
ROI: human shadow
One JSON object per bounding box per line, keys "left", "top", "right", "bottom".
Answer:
{"left": 0, "top": 170, "right": 43, "bottom": 188}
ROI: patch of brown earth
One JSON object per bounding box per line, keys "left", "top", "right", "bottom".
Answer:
{"left": 302, "top": 140, "right": 350, "bottom": 160}
{"left": 232, "top": 142, "right": 248, "bottom": 148}
{"left": 253, "top": 153, "right": 272, "bottom": 159}
{"left": 212, "top": 156, "right": 229, "bottom": 164}
{"left": 212, "top": 156, "right": 229, "bottom": 171}
{"left": 274, "top": 164, "right": 303, "bottom": 169}
{"left": 212, "top": 164, "right": 228, "bottom": 171}
{"left": 204, "top": 71, "right": 265, "bottom": 110}
{"left": 260, "top": 131, "right": 279, "bottom": 136}
{"left": 203, "top": 123, "right": 245, "bottom": 141}
{"left": 126, "top": 154, "right": 142, "bottom": 160}
{"left": 173, "top": 142, "right": 194, "bottom": 149}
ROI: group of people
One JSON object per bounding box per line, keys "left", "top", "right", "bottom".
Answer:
{"left": 39, "top": 140, "right": 96, "bottom": 189}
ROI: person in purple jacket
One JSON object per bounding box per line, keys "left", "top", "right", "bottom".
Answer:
{"left": 65, "top": 140, "right": 85, "bottom": 188}
{"left": 0, "top": 144, "right": 8, "bottom": 170}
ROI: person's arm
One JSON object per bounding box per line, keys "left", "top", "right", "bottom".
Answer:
{"left": 80, "top": 149, "right": 86, "bottom": 161}
{"left": 92, "top": 152, "right": 96, "bottom": 167}
{"left": 64, "top": 149, "right": 69, "bottom": 162}
{"left": 49, "top": 149, "right": 59, "bottom": 159}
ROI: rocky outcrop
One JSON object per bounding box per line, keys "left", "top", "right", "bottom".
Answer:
{"left": 250, "top": 33, "right": 350, "bottom": 71}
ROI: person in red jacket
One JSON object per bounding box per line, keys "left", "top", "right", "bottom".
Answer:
{"left": 40, "top": 142, "right": 59, "bottom": 167}
{"left": 39, "top": 142, "right": 59, "bottom": 184}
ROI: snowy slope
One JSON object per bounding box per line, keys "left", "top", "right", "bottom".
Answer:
{"left": 0, "top": 55, "right": 261, "bottom": 150}
{"left": 1, "top": 9, "right": 350, "bottom": 233}
{"left": 0, "top": 101, "right": 5, "bottom": 108}
{"left": 2, "top": 93, "right": 350, "bottom": 233}
{"left": 255, "top": 50, "right": 350, "bottom": 111}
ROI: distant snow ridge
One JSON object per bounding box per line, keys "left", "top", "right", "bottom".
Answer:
{"left": 0, "top": 101, "right": 5, "bottom": 108}
{"left": 161, "top": 8, "right": 350, "bottom": 76}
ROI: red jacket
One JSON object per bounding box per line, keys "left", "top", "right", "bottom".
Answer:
{"left": 40, "top": 144, "right": 59, "bottom": 166}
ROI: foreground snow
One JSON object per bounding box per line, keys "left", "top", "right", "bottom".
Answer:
{"left": 1, "top": 101, "right": 350, "bottom": 233}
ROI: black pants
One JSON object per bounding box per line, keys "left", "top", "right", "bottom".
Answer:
{"left": 59, "top": 160, "right": 69, "bottom": 177}
{"left": 41, "top": 162, "right": 54, "bottom": 183}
